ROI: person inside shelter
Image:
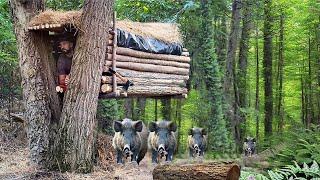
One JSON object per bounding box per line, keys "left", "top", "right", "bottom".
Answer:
{"left": 57, "top": 36, "right": 74, "bottom": 92}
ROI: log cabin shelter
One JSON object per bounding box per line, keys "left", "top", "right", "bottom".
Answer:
{"left": 27, "top": 11, "right": 191, "bottom": 99}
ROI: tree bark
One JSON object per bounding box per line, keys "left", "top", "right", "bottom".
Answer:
{"left": 50, "top": 0, "right": 113, "bottom": 172}
{"left": 161, "top": 98, "right": 172, "bottom": 121}
{"left": 153, "top": 162, "right": 240, "bottom": 180}
{"left": 263, "top": 0, "right": 273, "bottom": 137}
{"left": 101, "top": 76, "right": 186, "bottom": 86}
{"left": 9, "top": 0, "right": 61, "bottom": 167}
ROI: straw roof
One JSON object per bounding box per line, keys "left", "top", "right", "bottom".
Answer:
{"left": 28, "top": 11, "right": 182, "bottom": 43}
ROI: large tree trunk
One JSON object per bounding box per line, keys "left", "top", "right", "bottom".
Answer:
{"left": 237, "top": 0, "right": 252, "bottom": 146}
{"left": 50, "top": 0, "right": 113, "bottom": 172}
{"left": 161, "top": 98, "right": 172, "bottom": 121}
{"left": 263, "top": 0, "right": 273, "bottom": 137}
{"left": 10, "top": 0, "right": 61, "bottom": 167}
{"left": 153, "top": 162, "right": 240, "bottom": 180}
{"left": 225, "top": 0, "right": 242, "bottom": 149}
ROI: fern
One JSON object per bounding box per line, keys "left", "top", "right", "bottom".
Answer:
{"left": 241, "top": 161, "right": 320, "bottom": 180}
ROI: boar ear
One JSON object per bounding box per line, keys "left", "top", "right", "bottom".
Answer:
{"left": 188, "top": 128, "right": 193, "bottom": 136}
{"left": 201, "top": 128, "right": 207, "bottom": 135}
{"left": 244, "top": 137, "right": 248, "bottom": 142}
{"left": 149, "top": 122, "right": 157, "bottom": 132}
{"left": 252, "top": 138, "right": 256, "bottom": 142}
{"left": 168, "top": 122, "right": 177, "bottom": 132}
{"left": 134, "top": 120, "right": 143, "bottom": 132}
{"left": 113, "top": 121, "right": 122, "bottom": 132}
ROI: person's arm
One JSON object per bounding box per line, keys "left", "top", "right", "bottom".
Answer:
{"left": 57, "top": 56, "right": 68, "bottom": 89}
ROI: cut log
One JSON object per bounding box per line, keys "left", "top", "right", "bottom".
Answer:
{"left": 153, "top": 162, "right": 240, "bottom": 180}
{"left": 101, "top": 76, "right": 186, "bottom": 86}
{"left": 108, "top": 46, "right": 191, "bottom": 63}
{"left": 104, "top": 68, "right": 189, "bottom": 80}
{"left": 100, "top": 84, "right": 112, "bottom": 93}
{"left": 104, "top": 61, "right": 189, "bottom": 75}
{"left": 106, "top": 54, "right": 190, "bottom": 68}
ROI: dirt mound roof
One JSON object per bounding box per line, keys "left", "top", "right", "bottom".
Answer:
{"left": 28, "top": 10, "right": 182, "bottom": 43}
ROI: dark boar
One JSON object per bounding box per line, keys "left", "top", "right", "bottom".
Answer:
{"left": 148, "top": 120, "right": 177, "bottom": 163}
{"left": 243, "top": 137, "right": 256, "bottom": 156}
{"left": 112, "top": 118, "right": 148, "bottom": 164}
{"left": 187, "top": 127, "right": 207, "bottom": 158}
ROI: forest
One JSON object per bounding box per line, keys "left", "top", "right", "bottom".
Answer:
{"left": 0, "top": 0, "right": 319, "bottom": 179}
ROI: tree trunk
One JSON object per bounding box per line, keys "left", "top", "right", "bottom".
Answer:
{"left": 276, "top": 11, "right": 285, "bottom": 132}
{"left": 225, "top": 0, "right": 242, "bottom": 149}
{"left": 136, "top": 98, "right": 146, "bottom": 120}
{"left": 263, "top": 0, "right": 273, "bottom": 137}
{"left": 10, "top": 0, "right": 62, "bottom": 167}
{"left": 237, "top": 0, "right": 252, "bottom": 146}
{"left": 125, "top": 98, "right": 134, "bottom": 119}
{"left": 161, "top": 98, "right": 172, "bottom": 121}
{"left": 153, "top": 162, "right": 240, "bottom": 180}
{"left": 50, "top": 0, "right": 113, "bottom": 172}
{"left": 254, "top": 21, "right": 260, "bottom": 140}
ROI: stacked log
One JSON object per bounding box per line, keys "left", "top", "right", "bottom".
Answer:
{"left": 100, "top": 34, "right": 190, "bottom": 98}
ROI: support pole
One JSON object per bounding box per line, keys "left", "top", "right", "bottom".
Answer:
{"left": 112, "top": 11, "right": 117, "bottom": 94}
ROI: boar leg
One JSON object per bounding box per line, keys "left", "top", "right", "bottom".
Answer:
{"left": 131, "top": 150, "right": 139, "bottom": 162}
{"left": 166, "top": 149, "right": 174, "bottom": 162}
{"left": 152, "top": 149, "right": 158, "bottom": 163}
{"left": 189, "top": 148, "right": 193, "bottom": 158}
{"left": 116, "top": 150, "right": 124, "bottom": 164}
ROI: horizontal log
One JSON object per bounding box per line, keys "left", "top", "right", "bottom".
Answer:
{"left": 153, "top": 162, "right": 240, "bottom": 180}
{"left": 101, "top": 76, "right": 186, "bottom": 86}
{"left": 104, "top": 61, "right": 189, "bottom": 75}
{"left": 104, "top": 68, "right": 189, "bottom": 80}
{"left": 124, "top": 85, "right": 187, "bottom": 95}
{"left": 106, "top": 54, "right": 190, "bottom": 68}
{"left": 108, "top": 47, "right": 191, "bottom": 63}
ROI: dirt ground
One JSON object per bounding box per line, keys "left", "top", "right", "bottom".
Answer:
{"left": 0, "top": 145, "right": 164, "bottom": 180}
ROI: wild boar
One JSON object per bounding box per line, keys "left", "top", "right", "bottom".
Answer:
{"left": 243, "top": 137, "right": 256, "bottom": 156}
{"left": 112, "top": 118, "right": 148, "bottom": 164}
{"left": 187, "top": 127, "right": 207, "bottom": 158}
{"left": 148, "top": 120, "right": 177, "bottom": 163}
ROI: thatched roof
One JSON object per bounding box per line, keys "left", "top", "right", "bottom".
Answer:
{"left": 28, "top": 11, "right": 182, "bottom": 43}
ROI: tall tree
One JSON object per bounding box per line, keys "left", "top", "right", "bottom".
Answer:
{"left": 199, "top": 0, "right": 229, "bottom": 151}
{"left": 50, "top": 0, "right": 113, "bottom": 172}
{"left": 161, "top": 98, "right": 172, "bottom": 121}
{"left": 263, "top": 0, "right": 273, "bottom": 137}
{"left": 225, "top": 0, "right": 242, "bottom": 147}
{"left": 237, "top": 0, "right": 252, "bottom": 141}
{"left": 275, "top": 10, "right": 285, "bottom": 132}
{"left": 9, "top": 0, "right": 61, "bottom": 167}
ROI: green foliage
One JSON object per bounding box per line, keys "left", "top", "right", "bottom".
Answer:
{"left": 241, "top": 161, "right": 320, "bottom": 180}
{"left": 269, "top": 127, "right": 320, "bottom": 167}
{"left": 46, "top": 0, "right": 84, "bottom": 10}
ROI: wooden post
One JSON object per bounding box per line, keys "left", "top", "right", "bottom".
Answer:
{"left": 112, "top": 11, "right": 117, "bottom": 94}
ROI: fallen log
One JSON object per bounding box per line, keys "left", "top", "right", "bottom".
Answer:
{"left": 104, "top": 68, "right": 189, "bottom": 80}
{"left": 101, "top": 76, "right": 186, "bottom": 86}
{"left": 107, "top": 46, "right": 191, "bottom": 63}
{"left": 106, "top": 54, "right": 190, "bottom": 68}
{"left": 104, "top": 61, "right": 189, "bottom": 75}
{"left": 153, "top": 162, "right": 240, "bottom": 180}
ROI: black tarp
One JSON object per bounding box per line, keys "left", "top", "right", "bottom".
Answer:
{"left": 117, "top": 29, "right": 183, "bottom": 55}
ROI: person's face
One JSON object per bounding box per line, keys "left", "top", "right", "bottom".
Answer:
{"left": 59, "top": 41, "right": 73, "bottom": 53}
